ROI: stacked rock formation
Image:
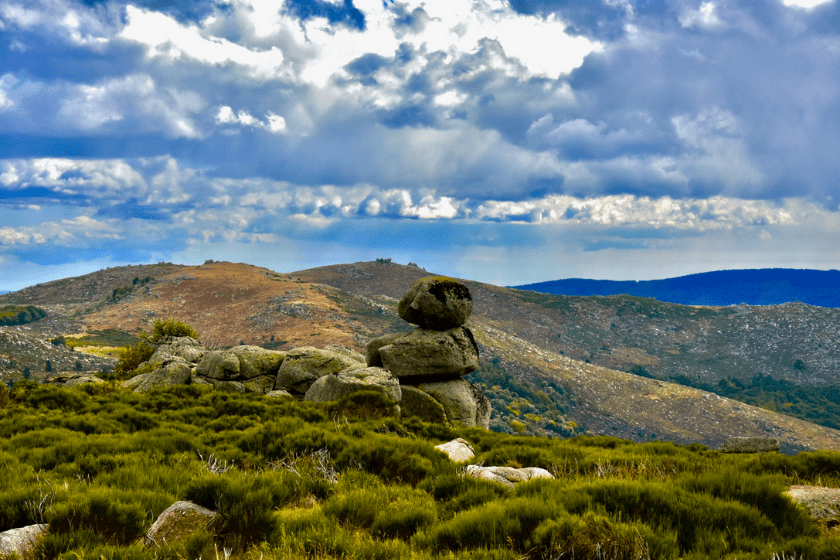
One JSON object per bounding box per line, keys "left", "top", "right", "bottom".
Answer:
{"left": 366, "top": 277, "right": 491, "bottom": 429}
{"left": 117, "top": 276, "right": 490, "bottom": 429}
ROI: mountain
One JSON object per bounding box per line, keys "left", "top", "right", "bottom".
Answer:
{"left": 513, "top": 268, "right": 840, "bottom": 307}
{"left": 2, "top": 259, "right": 840, "bottom": 453}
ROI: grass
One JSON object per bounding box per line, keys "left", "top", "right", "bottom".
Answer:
{"left": 1, "top": 381, "right": 840, "bottom": 559}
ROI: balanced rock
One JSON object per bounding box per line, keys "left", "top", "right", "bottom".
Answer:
{"left": 403, "top": 378, "right": 491, "bottom": 428}
{"left": 398, "top": 277, "right": 473, "bottom": 330}
{"left": 371, "top": 327, "right": 479, "bottom": 378}
{"left": 304, "top": 367, "right": 401, "bottom": 404}
{"left": 274, "top": 347, "right": 363, "bottom": 395}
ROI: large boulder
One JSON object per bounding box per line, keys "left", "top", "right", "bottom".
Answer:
{"left": 194, "top": 346, "right": 284, "bottom": 383}
{"left": 404, "top": 378, "right": 491, "bottom": 429}
{"left": 399, "top": 385, "right": 448, "bottom": 424}
{"left": 304, "top": 367, "right": 401, "bottom": 404}
{"left": 366, "top": 332, "right": 409, "bottom": 368}
{"left": 195, "top": 375, "right": 276, "bottom": 394}
{"left": 275, "top": 347, "right": 363, "bottom": 395}
{"left": 434, "top": 438, "right": 475, "bottom": 462}
{"left": 194, "top": 350, "right": 240, "bottom": 380}
{"left": 148, "top": 336, "right": 205, "bottom": 365}
{"left": 375, "top": 327, "right": 479, "bottom": 378}
{"left": 143, "top": 501, "right": 217, "bottom": 547}
{"left": 398, "top": 277, "right": 473, "bottom": 330}
{"left": 465, "top": 466, "right": 554, "bottom": 488}
{"left": 228, "top": 345, "right": 285, "bottom": 378}
{"left": 324, "top": 345, "right": 366, "bottom": 365}
{"left": 125, "top": 357, "right": 193, "bottom": 393}
{"left": 0, "top": 524, "right": 47, "bottom": 558}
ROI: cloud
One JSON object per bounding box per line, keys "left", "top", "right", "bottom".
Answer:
{"left": 216, "top": 106, "right": 287, "bottom": 133}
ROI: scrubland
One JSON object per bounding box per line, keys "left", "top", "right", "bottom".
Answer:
{"left": 2, "top": 380, "right": 840, "bottom": 560}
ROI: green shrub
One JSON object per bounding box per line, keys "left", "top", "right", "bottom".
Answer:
{"left": 0, "top": 305, "right": 46, "bottom": 326}
{"left": 524, "top": 511, "right": 674, "bottom": 560}
{"left": 679, "top": 469, "right": 817, "bottom": 538}
{"left": 47, "top": 487, "right": 148, "bottom": 544}
{"left": 113, "top": 341, "right": 154, "bottom": 378}
{"left": 150, "top": 317, "right": 199, "bottom": 342}
{"left": 322, "top": 487, "right": 388, "bottom": 529}
{"left": 422, "top": 497, "right": 563, "bottom": 552}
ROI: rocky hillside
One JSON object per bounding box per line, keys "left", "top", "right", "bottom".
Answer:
{"left": 3, "top": 259, "right": 840, "bottom": 452}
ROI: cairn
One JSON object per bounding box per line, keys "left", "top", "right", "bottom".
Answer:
{"left": 116, "top": 276, "right": 490, "bottom": 429}
{"left": 366, "top": 277, "right": 491, "bottom": 429}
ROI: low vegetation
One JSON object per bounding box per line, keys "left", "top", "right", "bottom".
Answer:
{"left": 0, "top": 306, "right": 46, "bottom": 327}
{"left": 2, "top": 379, "right": 840, "bottom": 559}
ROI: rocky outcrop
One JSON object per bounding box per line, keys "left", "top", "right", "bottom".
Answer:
{"left": 148, "top": 336, "right": 206, "bottom": 366}
{"left": 366, "top": 276, "right": 490, "bottom": 429}
{"left": 275, "top": 347, "right": 361, "bottom": 395}
{"left": 116, "top": 276, "right": 490, "bottom": 431}
{"left": 719, "top": 437, "right": 780, "bottom": 453}
{"left": 125, "top": 357, "right": 192, "bottom": 393}
{"left": 304, "top": 367, "right": 401, "bottom": 404}
{"left": 0, "top": 524, "right": 47, "bottom": 558}
{"left": 194, "top": 345, "right": 284, "bottom": 393}
{"left": 143, "top": 501, "right": 217, "bottom": 547}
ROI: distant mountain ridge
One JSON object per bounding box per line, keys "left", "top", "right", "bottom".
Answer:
{"left": 513, "top": 268, "right": 840, "bottom": 307}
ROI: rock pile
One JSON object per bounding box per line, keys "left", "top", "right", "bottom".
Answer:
{"left": 117, "top": 276, "right": 490, "bottom": 429}
{"left": 367, "top": 277, "right": 490, "bottom": 429}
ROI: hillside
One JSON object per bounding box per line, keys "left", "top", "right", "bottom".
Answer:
{"left": 2, "top": 259, "right": 840, "bottom": 452}
{"left": 513, "top": 268, "right": 840, "bottom": 307}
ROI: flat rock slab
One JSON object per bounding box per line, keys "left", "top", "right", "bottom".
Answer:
{"left": 0, "top": 524, "right": 47, "bottom": 557}
{"left": 398, "top": 277, "right": 473, "bottom": 330}
{"left": 143, "top": 501, "right": 217, "bottom": 547}
{"left": 785, "top": 485, "right": 840, "bottom": 522}
{"left": 466, "top": 466, "right": 554, "bottom": 487}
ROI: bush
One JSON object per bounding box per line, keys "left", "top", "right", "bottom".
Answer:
{"left": 47, "top": 487, "right": 148, "bottom": 544}
{"left": 150, "top": 317, "right": 199, "bottom": 342}
{"left": 113, "top": 341, "right": 154, "bottom": 379}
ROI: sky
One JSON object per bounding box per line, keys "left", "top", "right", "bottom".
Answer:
{"left": 1, "top": 0, "right": 839, "bottom": 292}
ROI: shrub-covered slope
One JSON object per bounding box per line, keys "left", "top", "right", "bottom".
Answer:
{"left": 3, "top": 381, "right": 840, "bottom": 559}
